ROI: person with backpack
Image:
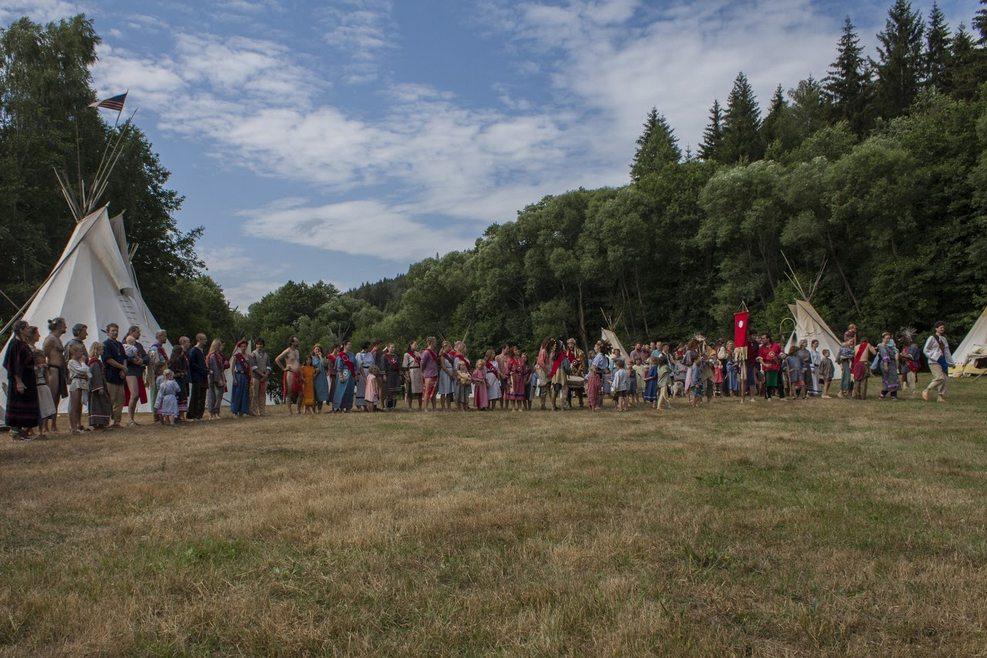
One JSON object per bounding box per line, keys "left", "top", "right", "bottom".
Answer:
{"left": 922, "top": 321, "right": 954, "bottom": 403}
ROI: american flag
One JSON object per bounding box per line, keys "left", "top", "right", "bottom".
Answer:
{"left": 89, "top": 92, "right": 128, "bottom": 112}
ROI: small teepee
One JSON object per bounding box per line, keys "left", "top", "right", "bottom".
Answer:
{"left": 950, "top": 306, "right": 987, "bottom": 377}
{"left": 781, "top": 255, "right": 843, "bottom": 379}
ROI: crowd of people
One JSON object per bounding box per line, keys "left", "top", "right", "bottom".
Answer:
{"left": 2, "top": 316, "right": 960, "bottom": 440}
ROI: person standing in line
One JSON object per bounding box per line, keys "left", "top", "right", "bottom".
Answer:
{"left": 311, "top": 345, "right": 330, "bottom": 413}
{"left": 123, "top": 326, "right": 148, "bottom": 426}
{"left": 332, "top": 341, "right": 356, "bottom": 412}
{"left": 249, "top": 338, "right": 271, "bottom": 416}
{"left": 402, "top": 340, "right": 423, "bottom": 410}
{"left": 586, "top": 341, "right": 608, "bottom": 411}
{"left": 275, "top": 336, "right": 302, "bottom": 414}
{"left": 87, "top": 342, "right": 111, "bottom": 430}
{"left": 101, "top": 323, "right": 128, "bottom": 428}
{"left": 187, "top": 334, "right": 208, "bottom": 420}
{"left": 383, "top": 343, "right": 402, "bottom": 410}
{"left": 922, "top": 321, "right": 954, "bottom": 403}
{"left": 67, "top": 343, "right": 90, "bottom": 434}
{"left": 420, "top": 337, "right": 439, "bottom": 412}
{"left": 229, "top": 340, "right": 251, "bottom": 417}
{"left": 472, "top": 357, "right": 489, "bottom": 410}
{"left": 3, "top": 321, "right": 40, "bottom": 440}
{"left": 206, "top": 338, "right": 227, "bottom": 420}
{"left": 852, "top": 336, "right": 876, "bottom": 400}
{"left": 63, "top": 323, "right": 89, "bottom": 361}
{"left": 148, "top": 330, "right": 169, "bottom": 423}
{"left": 169, "top": 342, "right": 189, "bottom": 422}
{"left": 352, "top": 342, "right": 374, "bottom": 411}
{"left": 818, "top": 349, "right": 835, "bottom": 398}
{"left": 837, "top": 339, "right": 854, "bottom": 399}
{"left": 809, "top": 339, "right": 822, "bottom": 397}
{"left": 484, "top": 349, "right": 502, "bottom": 408}
{"left": 42, "top": 317, "right": 68, "bottom": 434}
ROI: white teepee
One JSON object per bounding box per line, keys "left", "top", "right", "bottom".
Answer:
{"left": 1, "top": 206, "right": 166, "bottom": 416}
{"left": 950, "top": 306, "right": 987, "bottom": 377}
{"left": 781, "top": 254, "right": 843, "bottom": 379}
{"left": 783, "top": 299, "right": 844, "bottom": 379}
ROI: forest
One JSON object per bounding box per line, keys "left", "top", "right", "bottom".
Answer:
{"left": 2, "top": 1, "right": 986, "bottom": 359}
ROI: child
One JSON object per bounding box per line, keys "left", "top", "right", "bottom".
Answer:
{"left": 818, "top": 349, "right": 835, "bottom": 398}
{"left": 472, "top": 358, "right": 489, "bottom": 410}
{"left": 701, "top": 356, "right": 715, "bottom": 402}
{"left": 67, "top": 343, "right": 90, "bottom": 434}
{"left": 688, "top": 358, "right": 704, "bottom": 407}
{"left": 88, "top": 342, "right": 111, "bottom": 430}
{"left": 611, "top": 359, "right": 629, "bottom": 411}
{"left": 712, "top": 357, "right": 724, "bottom": 396}
{"left": 301, "top": 360, "right": 316, "bottom": 414}
{"left": 365, "top": 365, "right": 380, "bottom": 412}
{"left": 673, "top": 354, "right": 687, "bottom": 398}
{"left": 454, "top": 360, "right": 472, "bottom": 411}
{"left": 155, "top": 369, "right": 180, "bottom": 425}
{"left": 34, "top": 348, "right": 55, "bottom": 438}
{"left": 123, "top": 334, "right": 139, "bottom": 360}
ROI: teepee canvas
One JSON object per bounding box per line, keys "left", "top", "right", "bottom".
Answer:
{"left": 783, "top": 299, "right": 843, "bottom": 379}
{"left": 601, "top": 328, "right": 630, "bottom": 364}
{"left": 780, "top": 254, "right": 843, "bottom": 379}
{"left": 950, "top": 306, "right": 987, "bottom": 377}
{"left": 0, "top": 206, "right": 166, "bottom": 416}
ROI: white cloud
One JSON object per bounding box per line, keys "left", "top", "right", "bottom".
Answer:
{"left": 321, "top": 0, "right": 395, "bottom": 83}
{"left": 0, "top": 0, "right": 81, "bottom": 22}
{"left": 201, "top": 245, "right": 289, "bottom": 308}
{"left": 239, "top": 199, "right": 476, "bottom": 260}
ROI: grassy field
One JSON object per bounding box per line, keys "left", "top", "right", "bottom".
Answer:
{"left": 2, "top": 383, "right": 986, "bottom": 656}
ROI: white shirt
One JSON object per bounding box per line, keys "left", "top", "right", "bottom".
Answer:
{"left": 923, "top": 334, "right": 953, "bottom": 365}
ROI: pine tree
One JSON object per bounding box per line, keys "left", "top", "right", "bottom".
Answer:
{"left": 759, "top": 85, "right": 787, "bottom": 148}
{"left": 698, "top": 99, "right": 724, "bottom": 161}
{"left": 874, "top": 0, "right": 926, "bottom": 119}
{"left": 974, "top": 0, "right": 987, "bottom": 44}
{"left": 924, "top": 2, "right": 951, "bottom": 90}
{"left": 630, "top": 107, "right": 680, "bottom": 181}
{"left": 824, "top": 17, "right": 872, "bottom": 134}
{"left": 720, "top": 72, "right": 763, "bottom": 164}
{"left": 945, "top": 23, "right": 980, "bottom": 99}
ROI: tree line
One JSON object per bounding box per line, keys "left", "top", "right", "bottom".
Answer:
{"left": 2, "top": 2, "right": 986, "bottom": 368}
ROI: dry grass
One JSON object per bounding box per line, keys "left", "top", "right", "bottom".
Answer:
{"left": 2, "top": 383, "right": 986, "bottom": 656}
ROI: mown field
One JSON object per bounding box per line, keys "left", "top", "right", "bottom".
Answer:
{"left": 1, "top": 383, "right": 986, "bottom": 656}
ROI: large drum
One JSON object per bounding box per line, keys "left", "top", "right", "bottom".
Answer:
{"left": 567, "top": 375, "right": 585, "bottom": 389}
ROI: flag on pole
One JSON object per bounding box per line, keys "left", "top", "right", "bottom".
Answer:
{"left": 89, "top": 92, "right": 128, "bottom": 112}
{"left": 734, "top": 311, "right": 750, "bottom": 346}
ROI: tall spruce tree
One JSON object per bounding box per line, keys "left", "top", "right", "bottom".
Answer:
{"left": 760, "top": 85, "right": 787, "bottom": 146}
{"left": 874, "top": 0, "right": 926, "bottom": 119}
{"left": 825, "top": 17, "right": 872, "bottom": 134}
{"left": 698, "top": 99, "right": 724, "bottom": 161}
{"left": 945, "top": 23, "right": 980, "bottom": 99}
{"left": 720, "top": 72, "right": 763, "bottom": 163}
{"left": 924, "top": 2, "right": 951, "bottom": 90}
{"left": 974, "top": 0, "right": 987, "bottom": 44}
{"left": 629, "top": 107, "right": 680, "bottom": 181}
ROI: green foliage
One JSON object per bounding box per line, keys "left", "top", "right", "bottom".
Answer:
{"left": 874, "top": 0, "right": 926, "bottom": 119}
{"left": 925, "top": 3, "right": 952, "bottom": 90}
{"left": 630, "top": 108, "right": 680, "bottom": 181}
{"left": 698, "top": 99, "right": 724, "bottom": 162}
{"left": 825, "top": 17, "right": 874, "bottom": 135}
{"left": 721, "top": 73, "right": 764, "bottom": 163}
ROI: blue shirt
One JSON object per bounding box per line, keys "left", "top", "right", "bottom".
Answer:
{"left": 187, "top": 345, "right": 207, "bottom": 384}
{"left": 102, "top": 338, "right": 126, "bottom": 385}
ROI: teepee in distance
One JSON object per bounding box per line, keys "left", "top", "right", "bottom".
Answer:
{"left": 950, "top": 306, "right": 987, "bottom": 377}
{"left": 1, "top": 116, "right": 167, "bottom": 416}
{"left": 781, "top": 254, "right": 843, "bottom": 379}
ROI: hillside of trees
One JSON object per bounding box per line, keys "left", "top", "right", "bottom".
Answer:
{"left": 247, "top": 0, "right": 987, "bottom": 355}
{"left": 2, "top": 1, "right": 986, "bottom": 360}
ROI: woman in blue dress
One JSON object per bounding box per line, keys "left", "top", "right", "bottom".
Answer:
{"left": 643, "top": 357, "right": 658, "bottom": 406}
{"left": 229, "top": 340, "right": 251, "bottom": 417}
{"left": 332, "top": 341, "right": 355, "bottom": 412}
{"left": 311, "top": 345, "right": 330, "bottom": 412}
{"left": 437, "top": 340, "right": 456, "bottom": 411}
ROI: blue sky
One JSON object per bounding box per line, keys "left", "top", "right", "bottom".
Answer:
{"left": 1, "top": 0, "right": 980, "bottom": 309}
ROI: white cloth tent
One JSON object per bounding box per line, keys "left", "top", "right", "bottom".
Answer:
{"left": 601, "top": 328, "right": 630, "bottom": 364}
{"left": 1, "top": 206, "right": 166, "bottom": 416}
{"left": 783, "top": 299, "right": 843, "bottom": 379}
{"left": 950, "top": 306, "right": 987, "bottom": 377}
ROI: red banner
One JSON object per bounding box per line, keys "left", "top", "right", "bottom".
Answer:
{"left": 734, "top": 311, "right": 750, "bottom": 346}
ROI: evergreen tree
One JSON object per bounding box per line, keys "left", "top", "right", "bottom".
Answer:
{"left": 874, "top": 0, "right": 926, "bottom": 119}
{"left": 789, "top": 77, "right": 829, "bottom": 138}
{"left": 825, "top": 17, "right": 873, "bottom": 134}
{"left": 974, "top": 0, "right": 987, "bottom": 44}
{"left": 945, "top": 23, "right": 980, "bottom": 100}
{"left": 760, "top": 85, "right": 787, "bottom": 147}
{"left": 924, "top": 2, "right": 951, "bottom": 90}
{"left": 630, "top": 107, "right": 680, "bottom": 181}
{"left": 720, "top": 72, "right": 764, "bottom": 164}
{"left": 698, "top": 99, "right": 724, "bottom": 161}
